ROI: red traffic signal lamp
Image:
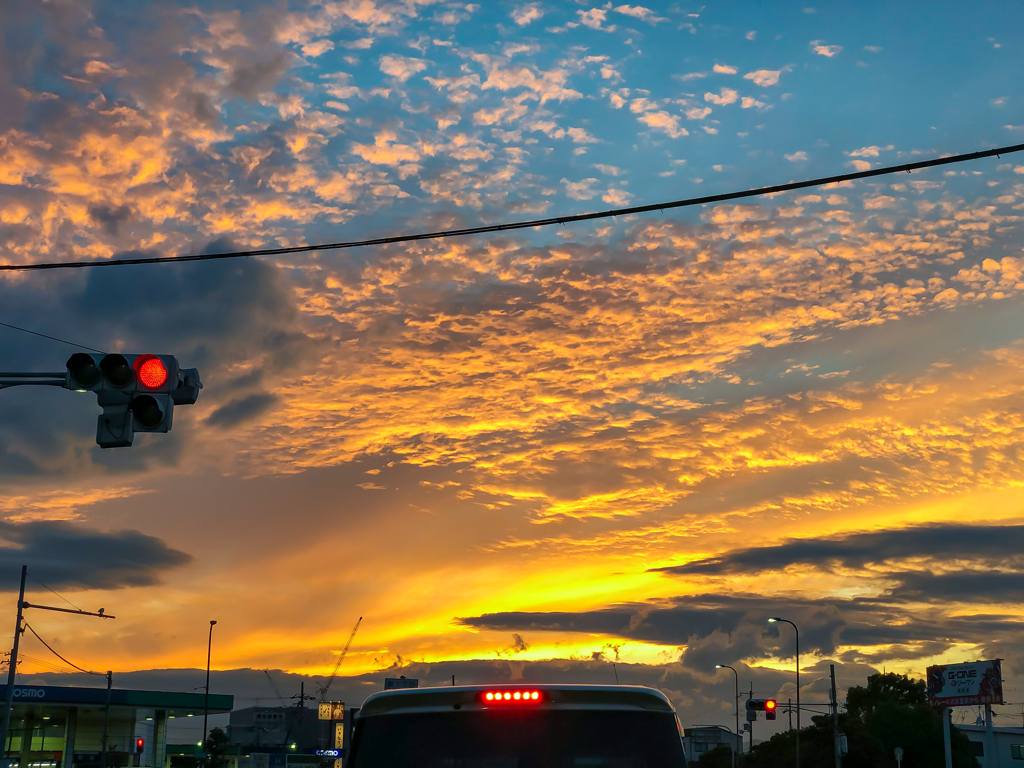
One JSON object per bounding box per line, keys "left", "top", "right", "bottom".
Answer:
{"left": 135, "top": 738, "right": 144, "bottom": 754}
{"left": 765, "top": 699, "right": 777, "bottom": 720}
{"left": 64, "top": 352, "right": 203, "bottom": 448}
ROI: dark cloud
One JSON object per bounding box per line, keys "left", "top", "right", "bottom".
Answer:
{"left": 206, "top": 392, "right": 279, "bottom": 428}
{"left": 881, "top": 570, "right": 1024, "bottom": 603}
{"left": 0, "top": 520, "right": 190, "bottom": 590}
{"left": 654, "top": 523, "right": 1024, "bottom": 576}
{"left": 459, "top": 591, "right": 1024, "bottom": 668}
{"left": 88, "top": 204, "right": 132, "bottom": 236}
{"left": 226, "top": 51, "right": 291, "bottom": 100}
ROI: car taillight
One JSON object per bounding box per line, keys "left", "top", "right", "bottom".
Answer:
{"left": 480, "top": 690, "right": 544, "bottom": 704}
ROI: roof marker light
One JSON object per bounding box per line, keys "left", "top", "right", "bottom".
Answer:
{"left": 480, "top": 690, "right": 544, "bottom": 705}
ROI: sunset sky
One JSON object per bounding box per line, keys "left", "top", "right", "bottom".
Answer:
{"left": 2, "top": 0, "right": 1024, "bottom": 737}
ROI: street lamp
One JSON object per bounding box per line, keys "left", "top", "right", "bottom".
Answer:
{"left": 202, "top": 620, "right": 217, "bottom": 763}
{"left": 768, "top": 617, "right": 800, "bottom": 768}
{"left": 716, "top": 665, "right": 740, "bottom": 768}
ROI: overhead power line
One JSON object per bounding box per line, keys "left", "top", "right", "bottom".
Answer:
{"left": 22, "top": 621, "right": 102, "bottom": 677}
{"left": 2, "top": 141, "right": 1022, "bottom": 274}
{"left": 0, "top": 320, "right": 105, "bottom": 353}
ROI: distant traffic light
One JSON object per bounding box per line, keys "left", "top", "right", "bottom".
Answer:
{"left": 64, "top": 352, "right": 203, "bottom": 448}
{"left": 135, "top": 738, "right": 144, "bottom": 754}
{"left": 765, "top": 699, "right": 777, "bottom": 720}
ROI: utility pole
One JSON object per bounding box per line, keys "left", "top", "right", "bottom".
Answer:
{"left": 100, "top": 671, "right": 112, "bottom": 768}
{"left": 0, "top": 567, "right": 26, "bottom": 768}
{"left": 749, "top": 683, "right": 754, "bottom": 754}
{"left": 830, "top": 664, "right": 841, "bottom": 768}
{"left": 788, "top": 699, "right": 793, "bottom": 731}
{"left": 203, "top": 620, "right": 217, "bottom": 764}
{"left": 0, "top": 566, "right": 113, "bottom": 768}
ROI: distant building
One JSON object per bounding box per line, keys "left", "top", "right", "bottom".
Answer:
{"left": 227, "top": 707, "right": 320, "bottom": 754}
{"left": 957, "top": 724, "right": 1024, "bottom": 768}
{"left": 683, "top": 725, "right": 743, "bottom": 762}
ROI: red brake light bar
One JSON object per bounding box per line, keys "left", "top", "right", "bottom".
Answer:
{"left": 480, "top": 690, "right": 544, "bottom": 704}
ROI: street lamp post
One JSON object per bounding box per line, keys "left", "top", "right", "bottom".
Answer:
{"left": 202, "top": 621, "right": 217, "bottom": 764}
{"left": 768, "top": 618, "right": 800, "bottom": 768}
{"left": 716, "top": 665, "right": 740, "bottom": 768}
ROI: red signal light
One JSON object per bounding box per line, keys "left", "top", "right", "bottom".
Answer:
{"left": 481, "top": 690, "right": 542, "bottom": 704}
{"left": 135, "top": 356, "right": 168, "bottom": 389}
{"left": 766, "top": 700, "right": 777, "bottom": 710}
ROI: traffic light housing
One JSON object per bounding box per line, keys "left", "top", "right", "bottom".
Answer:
{"left": 746, "top": 699, "right": 778, "bottom": 721}
{"left": 135, "top": 738, "right": 144, "bottom": 754}
{"left": 65, "top": 353, "right": 203, "bottom": 448}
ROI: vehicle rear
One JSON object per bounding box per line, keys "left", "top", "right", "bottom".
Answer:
{"left": 346, "top": 684, "right": 687, "bottom": 768}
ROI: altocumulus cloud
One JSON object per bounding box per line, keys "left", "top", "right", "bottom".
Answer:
{"left": 0, "top": 520, "right": 191, "bottom": 589}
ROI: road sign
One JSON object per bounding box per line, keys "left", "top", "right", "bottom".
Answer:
{"left": 895, "top": 747, "right": 904, "bottom": 767}
{"left": 927, "top": 659, "right": 1003, "bottom": 706}
{"left": 384, "top": 677, "right": 418, "bottom": 690}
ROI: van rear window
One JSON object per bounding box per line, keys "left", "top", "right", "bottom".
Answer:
{"left": 348, "top": 708, "right": 686, "bottom": 768}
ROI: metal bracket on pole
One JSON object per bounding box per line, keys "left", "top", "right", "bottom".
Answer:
{"left": 0, "top": 373, "right": 68, "bottom": 391}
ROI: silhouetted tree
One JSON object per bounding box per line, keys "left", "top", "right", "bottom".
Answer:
{"left": 205, "top": 727, "right": 231, "bottom": 768}
{"left": 693, "top": 744, "right": 733, "bottom": 768}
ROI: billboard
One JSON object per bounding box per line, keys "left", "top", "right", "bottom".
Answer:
{"left": 318, "top": 702, "right": 345, "bottom": 721}
{"left": 926, "top": 659, "right": 1003, "bottom": 706}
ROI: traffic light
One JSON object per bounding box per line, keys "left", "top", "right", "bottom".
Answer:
{"left": 746, "top": 699, "right": 778, "bottom": 721}
{"left": 65, "top": 353, "right": 203, "bottom": 448}
{"left": 135, "top": 738, "right": 144, "bottom": 754}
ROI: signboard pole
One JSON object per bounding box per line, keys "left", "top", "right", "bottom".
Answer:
{"left": 943, "top": 709, "right": 952, "bottom": 768}
{"left": 985, "top": 704, "right": 1000, "bottom": 768}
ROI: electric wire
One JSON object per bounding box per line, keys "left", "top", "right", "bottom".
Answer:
{"left": 0, "top": 320, "right": 105, "bottom": 353}
{"left": 1, "top": 141, "right": 1022, "bottom": 273}
{"left": 27, "top": 573, "right": 84, "bottom": 612}
{"left": 22, "top": 621, "right": 102, "bottom": 676}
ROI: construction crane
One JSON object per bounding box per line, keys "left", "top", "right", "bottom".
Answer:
{"left": 318, "top": 616, "right": 362, "bottom": 702}
{"left": 263, "top": 669, "right": 287, "bottom": 701}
